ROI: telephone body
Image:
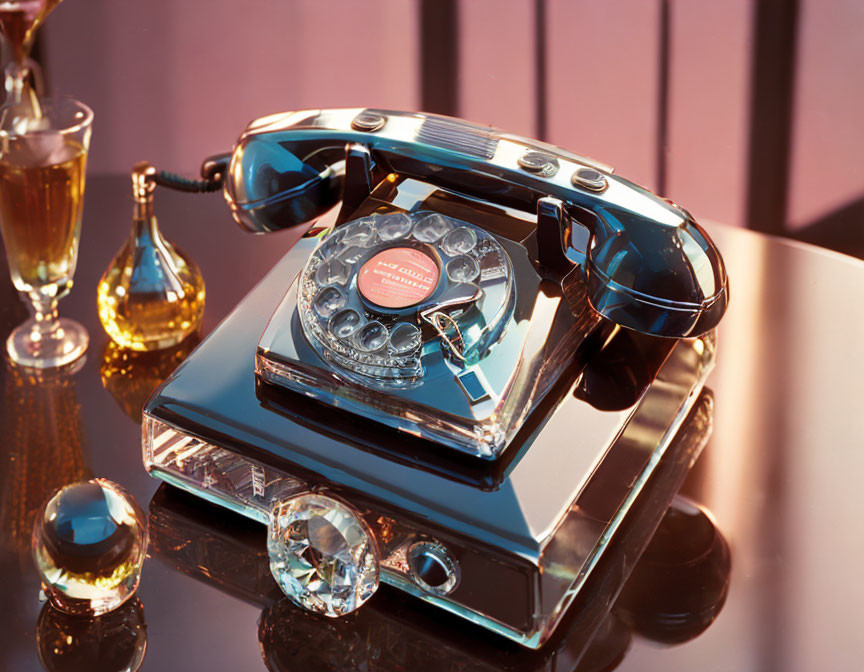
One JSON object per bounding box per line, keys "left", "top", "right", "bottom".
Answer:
{"left": 142, "top": 108, "right": 726, "bottom": 648}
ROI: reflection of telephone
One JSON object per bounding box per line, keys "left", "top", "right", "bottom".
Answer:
{"left": 142, "top": 109, "right": 727, "bottom": 649}
{"left": 148, "top": 469, "right": 730, "bottom": 672}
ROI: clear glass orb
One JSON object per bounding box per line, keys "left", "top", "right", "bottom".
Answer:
{"left": 32, "top": 479, "right": 148, "bottom": 616}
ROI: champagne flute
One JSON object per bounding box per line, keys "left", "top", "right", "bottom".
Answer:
{"left": 0, "top": 97, "right": 92, "bottom": 368}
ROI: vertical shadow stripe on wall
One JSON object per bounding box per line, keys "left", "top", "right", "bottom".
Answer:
{"left": 421, "top": 0, "right": 459, "bottom": 117}
{"left": 656, "top": 0, "right": 671, "bottom": 197}
{"left": 746, "top": 0, "right": 800, "bottom": 235}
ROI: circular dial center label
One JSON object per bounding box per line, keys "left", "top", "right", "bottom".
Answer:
{"left": 358, "top": 247, "right": 439, "bottom": 308}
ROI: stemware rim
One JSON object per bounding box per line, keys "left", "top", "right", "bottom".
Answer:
{"left": 0, "top": 95, "right": 93, "bottom": 138}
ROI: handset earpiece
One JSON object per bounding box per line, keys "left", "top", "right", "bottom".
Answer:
{"left": 568, "top": 194, "right": 728, "bottom": 338}
{"left": 224, "top": 133, "right": 345, "bottom": 233}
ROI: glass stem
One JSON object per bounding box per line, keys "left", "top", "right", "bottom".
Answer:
{"left": 30, "top": 294, "right": 61, "bottom": 339}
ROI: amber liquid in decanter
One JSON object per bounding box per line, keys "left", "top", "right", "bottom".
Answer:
{"left": 97, "top": 163, "right": 204, "bottom": 351}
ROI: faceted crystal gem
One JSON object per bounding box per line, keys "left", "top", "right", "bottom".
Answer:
{"left": 267, "top": 494, "right": 380, "bottom": 617}
{"left": 32, "top": 479, "right": 148, "bottom": 616}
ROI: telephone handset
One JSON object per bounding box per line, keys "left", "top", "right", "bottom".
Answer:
{"left": 221, "top": 108, "right": 728, "bottom": 339}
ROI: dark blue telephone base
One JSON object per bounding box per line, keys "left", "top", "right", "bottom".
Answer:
{"left": 222, "top": 108, "right": 728, "bottom": 338}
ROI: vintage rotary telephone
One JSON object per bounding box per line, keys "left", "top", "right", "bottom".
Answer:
{"left": 203, "top": 109, "right": 726, "bottom": 459}
{"left": 141, "top": 109, "right": 727, "bottom": 648}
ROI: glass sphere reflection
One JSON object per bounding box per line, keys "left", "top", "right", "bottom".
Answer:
{"left": 32, "top": 479, "right": 148, "bottom": 616}
{"left": 36, "top": 598, "right": 147, "bottom": 672}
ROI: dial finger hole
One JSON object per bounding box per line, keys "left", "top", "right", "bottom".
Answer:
{"left": 329, "top": 309, "right": 362, "bottom": 339}
{"left": 446, "top": 255, "right": 480, "bottom": 283}
{"left": 317, "top": 237, "right": 343, "bottom": 260}
{"left": 313, "top": 286, "right": 346, "bottom": 318}
{"left": 342, "top": 221, "right": 376, "bottom": 247}
{"left": 355, "top": 321, "right": 389, "bottom": 352}
{"left": 441, "top": 227, "right": 477, "bottom": 255}
{"left": 315, "top": 258, "right": 350, "bottom": 286}
{"left": 376, "top": 213, "right": 413, "bottom": 241}
{"left": 389, "top": 322, "right": 422, "bottom": 354}
{"left": 338, "top": 245, "right": 365, "bottom": 264}
{"left": 413, "top": 213, "right": 452, "bottom": 243}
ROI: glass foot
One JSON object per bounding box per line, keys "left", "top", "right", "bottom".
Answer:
{"left": 6, "top": 316, "right": 89, "bottom": 369}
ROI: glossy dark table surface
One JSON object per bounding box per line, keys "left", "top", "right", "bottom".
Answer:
{"left": 1, "top": 175, "right": 863, "bottom": 671}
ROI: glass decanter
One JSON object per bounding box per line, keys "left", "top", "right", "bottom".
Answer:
{"left": 97, "top": 162, "right": 205, "bottom": 351}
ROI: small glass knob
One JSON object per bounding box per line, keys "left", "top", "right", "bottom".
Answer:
{"left": 407, "top": 541, "right": 460, "bottom": 595}
{"left": 267, "top": 493, "right": 380, "bottom": 618}
{"left": 32, "top": 479, "right": 148, "bottom": 616}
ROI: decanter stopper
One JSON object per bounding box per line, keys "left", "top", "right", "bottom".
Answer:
{"left": 97, "top": 161, "right": 205, "bottom": 351}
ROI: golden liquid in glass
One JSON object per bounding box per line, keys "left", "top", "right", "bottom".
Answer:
{"left": 0, "top": 138, "right": 86, "bottom": 296}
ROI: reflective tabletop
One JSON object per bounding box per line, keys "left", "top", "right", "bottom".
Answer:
{"left": 1, "top": 175, "right": 863, "bottom": 671}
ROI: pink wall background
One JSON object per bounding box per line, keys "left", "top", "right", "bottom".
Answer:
{"left": 667, "top": 0, "right": 752, "bottom": 228}
{"left": 42, "top": 0, "right": 419, "bottom": 175}
{"left": 459, "top": 0, "right": 536, "bottom": 138}
{"left": 789, "top": 0, "right": 864, "bottom": 229}
{"left": 38, "top": 0, "right": 864, "bottom": 236}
